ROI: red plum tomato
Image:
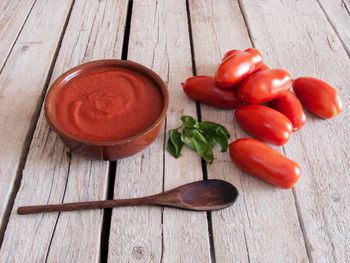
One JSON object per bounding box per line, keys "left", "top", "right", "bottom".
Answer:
{"left": 292, "top": 77, "right": 342, "bottom": 119}
{"left": 235, "top": 105, "right": 292, "bottom": 146}
{"left": 215, "top": 48, "right": 263, "bottom": 88}
{"left": 229, "top": 138, "right": 301, "bottom": 189}
{"left": 221, "top": 49, "right": 242, "bottom": 61}
{"left": 182, "top": 76, "right": 239, "bottom": 109}
{"left": 255, "top": 63, "right": 270, "bottom": 73}
{"left": 237, "top": 69, "right": 292, "bottom": 104}
{"left": 269, "top": 91, "right": 306, "bottom": 132}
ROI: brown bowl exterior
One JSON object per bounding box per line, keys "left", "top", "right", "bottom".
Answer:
{"left": 56, "top": 117, "right": 165, "bottom": 160}
{"left": 44, "top": 59, "right": 168, "bottom": 160}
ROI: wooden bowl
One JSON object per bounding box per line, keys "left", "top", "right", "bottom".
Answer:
{"left": 44, "top": 60, "right": 168, "bottom": 160}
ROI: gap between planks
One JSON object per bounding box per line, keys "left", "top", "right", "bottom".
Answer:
{"left": 237, "top": 0, "right": 312, "bottom": 261}
{"left": 238, "top": 0, "right": 350, "bottom": 262}
{"left": 44, "top": 153, "right": 72, "bottom": 263}
{"left": 316, "top": 0, "right": 350, "bottom": 58}
{"left": 0, "top": 0, "right": 37, "bottom": 75}
{"left": 186, "top": 0, "right": 216, "bottom": 262}
{"left": 237, "top": 0, "right": 255, "bottom": 48}
{"left": 100, "top": 1, "right": 133, "bottom": 262}
{"left": 0, "top": 0, "right": 76, "bottom": 249}
{"left": 100, "top": 161, "right": 117, "bottom": 263}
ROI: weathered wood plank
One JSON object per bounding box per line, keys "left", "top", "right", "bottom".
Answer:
{"left": 0, "top": 0, "right": 129, "bottom": 262}
{"left": 41, "top": 0, "right": 129, "bottom": 259}
{"left": 318, "top": 0, "right": 350, "bottom": 55}
{"left": 0, "top": 0, "right": 36, "bottom": 70}
{"left": 239, "top": 0, "right": 350, "bottom": 262}
{"left": 0, "top": 0, "right": 73, "bottom": 240}
{"left": 108, "top": 0, "right": 211, "bottom": 262}
{"left": 188, "top": 1, "right": 308, "bottom": 262}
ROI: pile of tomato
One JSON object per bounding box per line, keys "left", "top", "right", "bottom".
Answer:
{"left": 182, "top": 48, "right": 342, "bottom": 189}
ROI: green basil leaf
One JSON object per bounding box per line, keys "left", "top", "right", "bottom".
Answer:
{"left": 199, "top": 121, "right": 230, "bottom": 138}
{"left": 181, "top": 128, "right": 195, "bottom": 150}
{"left": 192, "top": 130, "right": 214, "bottom": 163}
{"left": 166, "top": 129, "right": 184, "bottom": 158}
{"left": 181, "top": 115, "right": 199, "bottom": 129}
{"left": 215, "top": 126, "right": 229, "bottom": 152}
{"left": 166, "top": 140, "right": 177, "bottom": 158}
{"left": 199, "top": 129, "right": 216, "bottom": 148}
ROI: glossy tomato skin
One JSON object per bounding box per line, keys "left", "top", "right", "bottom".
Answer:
{"left": 215, "top": 48, "right": 263, "bottom": 88}
{"left": 229, "top": 138, "right": 301, "bottom": 189}
{"left": 182, "top": 76, "right": 239, "bottom": 109}
{"left": 235, "top": 105, "right": 292, "bottom": 146}
{"left": 221, "top": 49, "right": 242, "bottom": 61}
{"left": 255, "top": 63, "right": 270, "bottom": 73}
{"left": 222, "top": 51, "right": 270, "bottom": 74}
{"left": 269, "top": 91, "right": 306, "bottom": 132}
{"left": 221, "top": 50, "right": 268, "bottom": 72}
{"left": 292, "top": 77, "right": 342, "bottom": 119}
{"left": 237, "top": 69, "right": 292, "bottom": 104}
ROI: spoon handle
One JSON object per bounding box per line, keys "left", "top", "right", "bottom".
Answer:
{"left": 17, "top": 196, "right": 158, "bottom": 215}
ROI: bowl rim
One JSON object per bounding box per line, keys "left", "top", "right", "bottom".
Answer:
{"left": 44, "top": 59, "right": 169, "bottom": 146}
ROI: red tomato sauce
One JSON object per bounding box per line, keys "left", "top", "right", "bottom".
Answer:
{"left": 52, "top": 68, "right": 164, "bottom": 142}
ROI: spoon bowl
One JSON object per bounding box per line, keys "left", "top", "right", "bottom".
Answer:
{"left": 17, "top": 179, "right": 239, "bottom": 215}
{"left": 157, "top": 179, "right": 239, "bottom": 211}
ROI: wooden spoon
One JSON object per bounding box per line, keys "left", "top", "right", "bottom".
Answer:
{"left": 17, "top": 179, "right": 238, "bottom": 215}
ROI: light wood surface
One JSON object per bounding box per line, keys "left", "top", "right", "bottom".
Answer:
{"left": 108, "top": 0, "right": 210, "bottom": 262}
{"left": 0, "top": 0, "right": 36, "bottom": 70}
{"left": 189, "top": 1, "right": 308, "bottom": 262}
{"left": 240, "top": 0, "right": 350, "bottom": 262}
{"left": 0, "top": 0, "right": 128, "bottom": 262}
{"left": 0, "top": 0, "right": 349, "bottom": 262}
{"left": 0, "top": 0, "right": 73, "bottom": 242}
{"left": 318, "top": 0, "right": 350, "bottom": 55}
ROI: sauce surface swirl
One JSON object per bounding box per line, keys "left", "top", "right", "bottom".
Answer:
{"left": 52, "top": 68, "right": 163, "bottom": 142}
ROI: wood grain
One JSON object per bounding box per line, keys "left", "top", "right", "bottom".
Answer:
{"left": 0, "top": 0, "right": 128, "bottom": 262}
{"left": 0, "top": 0, "right": 73, "bottom": 242}
{"left": 1, "top": 0, "right": 349, "bottom": 261}
{"left": 0, "top": 0, "right": 36, "bottom": 70}
{"left": 188, "top": 1, "right": 308, "bottom": 262}
{"left": 240, "top": 0, "right": 350, "bottom": 262}
{"left": 318, "top": 0, "right": 350, "bottom": 55}
{"left": 107, "top": 0, "right": 211, "bottom": 262}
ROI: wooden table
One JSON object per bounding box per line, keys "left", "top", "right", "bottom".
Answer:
{"left": 0, "top": 0, "right": 349, "bottom": 262}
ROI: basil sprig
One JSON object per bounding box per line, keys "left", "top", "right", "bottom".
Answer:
{"left": 166, "top": 112, "right": 230, "bottom": 163}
